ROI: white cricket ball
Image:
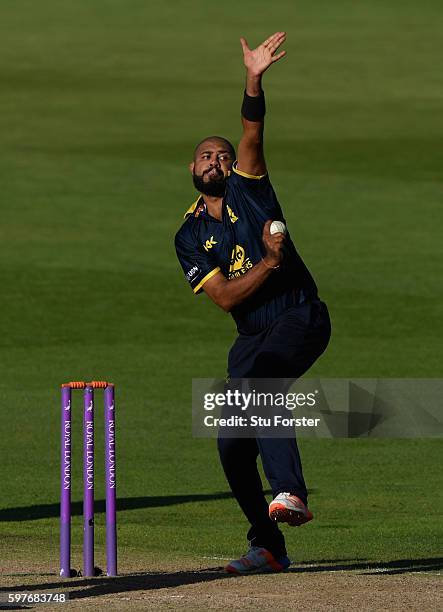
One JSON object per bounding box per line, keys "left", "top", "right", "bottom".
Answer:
{"left": 270, "top": 220, "right": 287, "bottom": 235}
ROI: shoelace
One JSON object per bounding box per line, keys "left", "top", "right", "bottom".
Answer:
{"left": 279, "top": 493, "right": 305, "bottom": 511}
{"left": 239, "top": 547, "right": 267, "bottom": 567}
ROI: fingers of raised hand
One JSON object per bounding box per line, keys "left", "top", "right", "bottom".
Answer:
{"left": 262, "top": 31, "right": 284, "bottom": 47}
{"left": 271, "top": 50, "right": 287, "bottom": 64}
{"left": 267, "top": 32, "right": 286, "bottom": 55}
{"left": 262, "top": 33, "right": 275, "bottom": 47}
{"left": 240, "top": 37, "right": 250, "bottom": 53}
{"left": 263, "top": 31, "right": 286, "bottom": 50}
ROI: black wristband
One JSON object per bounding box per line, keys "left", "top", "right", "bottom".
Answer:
{"left": 241, "top": 90, "right": 266, "bottom": 122}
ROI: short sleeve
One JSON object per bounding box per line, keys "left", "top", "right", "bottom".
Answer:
{"left": 228, "top": 161, "right": 283, "bottom": 217}
{"left": 175, "top": 229, "right": 221, "bottom": 294}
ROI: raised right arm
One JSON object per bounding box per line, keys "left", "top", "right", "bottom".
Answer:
{"left": 237, "top": 32, "right": 286, "bottom": 177}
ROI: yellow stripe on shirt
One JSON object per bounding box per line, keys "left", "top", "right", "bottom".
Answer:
{"left": 232, "top": 160, "right": 267, "bottom": 180}
{"left": 193, "top": 267, "right": 221, "bottom": 294}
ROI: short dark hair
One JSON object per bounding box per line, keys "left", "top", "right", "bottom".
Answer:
{"left": 193, "top": 136, "right": 236, "bottom": 161}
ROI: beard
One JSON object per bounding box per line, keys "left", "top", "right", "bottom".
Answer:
{"left": 192, "top": 168, "right": 227, "bottom": 197}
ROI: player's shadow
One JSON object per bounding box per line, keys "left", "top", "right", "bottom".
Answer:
{"left": 0, "top": 557, "right": 441, "bottom": 604}
{"left": 1, "top": 490, "right": 306, "bottom": 522}
{"left": 286, "top": 556, "right": 443, "bottom": 575}
{"left": 0, "top": 493, "right": 236, "bottom": 522}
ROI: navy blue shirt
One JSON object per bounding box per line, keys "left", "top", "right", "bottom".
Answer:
{"left": 175, "top": 162, "right": 318, "bottom": 334}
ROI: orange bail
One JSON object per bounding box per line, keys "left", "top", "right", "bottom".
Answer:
{"left": 88, "top": 381, "right": 110, "bottom": 389}
{"left": 61, "top": 381, "right": 114, "bottom": 389}
{"left": 61, "top": 381, "right": 86, "bottom": 389}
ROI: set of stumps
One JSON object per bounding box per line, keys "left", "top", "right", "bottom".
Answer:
{"left": 60, "top": 381, "right": 117, "bottom": 577}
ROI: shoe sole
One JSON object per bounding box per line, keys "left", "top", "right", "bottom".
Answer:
{"left": 225, "top": 563, "right": 288, "bottom": 575}
{"left": 269, "top": 503, "right": 313, "bottom": 527}
{"left": 225, "top": 551, "right": 290, "bottom": 575}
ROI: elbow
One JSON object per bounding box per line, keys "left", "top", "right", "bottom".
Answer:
{"left": 221, "top": 294, "right": 243, "bottom": 312}
{"left": 208, "top": 280, "right": 239, "bottom": 312}
{"left": 218, "top": 297, "right": 234, "bottom": 313}
{"left": 213, "top": 291, "right": 236, "bottom": 313}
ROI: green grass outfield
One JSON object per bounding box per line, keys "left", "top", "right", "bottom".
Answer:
{"left": 0, "top": 0, "right": 442, "bottom": 574}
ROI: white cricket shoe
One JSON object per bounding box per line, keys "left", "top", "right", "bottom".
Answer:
{"left": 225, "top": 546, "right": 291, "bottom": 574}
{"left": 269, "top": 492, "right": 313, "bottom": 526}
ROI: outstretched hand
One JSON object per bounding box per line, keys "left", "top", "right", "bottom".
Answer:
{"left": 240, "top": 31, "right": 286, "bottom": 77}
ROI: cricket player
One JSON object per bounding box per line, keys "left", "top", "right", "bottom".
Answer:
{"left": 175, "top": 32, "right": 331, "bottom": 574}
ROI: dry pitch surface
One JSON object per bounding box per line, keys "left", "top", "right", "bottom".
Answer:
{"left": 1, "top": 559, "right": 441, "bottom": 611}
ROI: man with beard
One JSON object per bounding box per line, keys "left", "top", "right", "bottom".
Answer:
{"left": 175, "top": 32, "right": 331, "bottom": 574}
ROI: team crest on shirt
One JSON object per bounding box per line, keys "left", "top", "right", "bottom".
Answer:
{"left": 229, "top": 245, "right": 253, "bottom": 278}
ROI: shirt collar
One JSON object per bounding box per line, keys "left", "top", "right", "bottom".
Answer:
{"left": 184, "top": 195, "right": 204, "bottom": 219}
{"left": 183, "top": 195, "right": 209, "bottom": 219}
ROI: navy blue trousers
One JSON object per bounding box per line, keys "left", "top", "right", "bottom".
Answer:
{"left": 217, "top": 299, "right": 331, "bottom": 558}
